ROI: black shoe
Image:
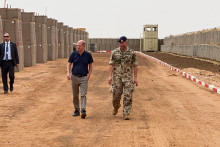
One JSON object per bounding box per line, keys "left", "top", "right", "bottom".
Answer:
{"left": 81, "top": 109, "right": 86, "bottom": 119}
{"left": 72, "top": 110, "right": 80, "bottom": 116}
{"left": 10, "top": 87, "right": 13, "bottom": 92}
{"left": 4, "top": 91, "right": 8, "bottom": 94}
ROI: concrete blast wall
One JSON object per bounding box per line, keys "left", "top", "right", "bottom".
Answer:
{"left": 63, "top": 25, "right": 69, "bottom": 58}
{"left": 89, "top": 38, "right": 140, "bottom": 52}
{"left": 22, "top": 12, "right": 37, "bottom": 67}
{"left": 69, "top": 27, "right": 73, "bottom": 55}
{"left": 54, "top": 20, "right": 58, "bottom": 59}
{"left": 0, "top": 8, "right": 24, "bottom": 71}
{"left": 163, "top": 29, "right": 220, "bottom": 62}
{"left": 164, "top": 31, "right": 220, "bottom": 46}
{"left": 73, "top": 29, "right": 77, "bottom": 43}
{"left": 47, "top": 18, "right": 56, "bottom": 61}
{"left": 57, "top": 22, "right": 64, "bottom": 58}
{"left": 35, "top": 16, "right": 47, "bottom": 63}
{"left": 161, "top": 44, "right": 220, "bottom": 62}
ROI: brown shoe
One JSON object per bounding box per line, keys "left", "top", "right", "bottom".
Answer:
{"left": 123, "top": 114, "right": 130, "bottom": 120}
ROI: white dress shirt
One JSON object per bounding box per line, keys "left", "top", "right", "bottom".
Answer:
{"left": 3, "top": 41, "right": 12, "bottom": 60}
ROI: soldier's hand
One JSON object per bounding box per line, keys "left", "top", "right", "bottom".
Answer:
{"left": 108, "top": 77, "right": 112, "bottom": 85}
{"left": 134, "top": 79, "right": 138, "bottom": 86}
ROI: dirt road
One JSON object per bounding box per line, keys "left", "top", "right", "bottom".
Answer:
{"left": 0, "top": 53, "right": 220, "bottom": 146}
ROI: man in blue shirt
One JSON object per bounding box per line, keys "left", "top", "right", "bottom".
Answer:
{"left": 67, "top": 40, "right": 93, "bottom": 119}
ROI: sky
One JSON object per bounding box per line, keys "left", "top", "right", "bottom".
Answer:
{"left": 2, "top": 0, "right": 220, "bottom": 39}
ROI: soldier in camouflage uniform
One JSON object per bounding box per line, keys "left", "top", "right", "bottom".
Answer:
{"left": 108, "top": 36, "right": 138, "bottom": 120}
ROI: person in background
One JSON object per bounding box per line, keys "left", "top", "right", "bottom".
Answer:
{"left": 108, "top": 36, "right": 138, "bottom": 120}
{"left": 67, "top": 40, "right": 93, "bottom": 119}
{"left": 0, "top": 33, "right": 19, "bottom": 94}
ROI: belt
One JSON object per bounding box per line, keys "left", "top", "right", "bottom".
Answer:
{"left": 3, "top": 59, "right": 12, "bottom": 61}
{"left": 73, "top": 74, "right": 87, "bottom": 77}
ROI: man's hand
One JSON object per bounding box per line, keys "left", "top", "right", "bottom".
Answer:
{"left": 67, "top": 73, "right": 71, "bottom": 80}
{"left": 16, "top": 64, "right": 19, "bottom": 68}
{"left": 87, "top": 74, "right": 91, "bottom": 80}
{"left": 134, "top": 79, "right": 138, "bottom": 86}
{"left": 108, "top": 76, "right": 112, "bottom": 85}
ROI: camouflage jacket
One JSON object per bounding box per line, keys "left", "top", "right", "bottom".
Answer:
{"left": 109, "top": 47, "right": 138, "bottom": 82}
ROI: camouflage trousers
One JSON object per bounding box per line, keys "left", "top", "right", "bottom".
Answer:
{"left": 111, "top": 80, "right": 134, "bottom": 115}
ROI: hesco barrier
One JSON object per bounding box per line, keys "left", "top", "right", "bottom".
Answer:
{"left": 57, "top": 22, "right": 64, "bottom": 58}
{"left": 69, "top": 27, "right": 73, "bottom": 56}
{"left": 63, "top": 25, "right": 69, "bottom": 58}
{"left": 35, "top": 16, "right": 47, "bottom": 63}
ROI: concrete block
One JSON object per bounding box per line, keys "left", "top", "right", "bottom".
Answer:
{"left": 3, "top": 20, "right": 24, "bottom": 71}
{"left": 24, "top": 45, "right": 37, "bottom": 66}
{"left": 35, "top": 24, "right": 47, "bottom": 63}
{"left": 35, "top": 15, "right": 47, "bottom": 24}
{"left": 63, "top": 25, "right": 69, "bottom": 58}
{"left": 0, "top": 8, "right": 21, "bottom": 20}
{"left": 21, "top": 12, "right": 35, "bottom": 22}
{"left": 22, "top": 22, "right": 37, "bottom": 67}
{"left": 47, "top": 26, "right": 56, "bottom": 60}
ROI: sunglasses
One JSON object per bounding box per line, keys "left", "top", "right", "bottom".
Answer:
{"left": 4, "top": 36, "right": 9, "bottom": 37}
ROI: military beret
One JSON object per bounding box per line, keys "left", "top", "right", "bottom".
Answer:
{"left": 118, "top": 36, "right": 127, "bottom": 43}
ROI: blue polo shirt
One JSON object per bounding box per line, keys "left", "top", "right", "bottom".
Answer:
{"left": 68, "top": 51, "right": 93, "bottom": 76}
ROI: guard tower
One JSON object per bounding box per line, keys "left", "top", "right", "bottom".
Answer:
{"left": 143, "top": 24, "right": 158, "bottom": 51}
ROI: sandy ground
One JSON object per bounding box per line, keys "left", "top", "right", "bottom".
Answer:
{"left": 0, "top": 52, "right": 220, "bottom": 147}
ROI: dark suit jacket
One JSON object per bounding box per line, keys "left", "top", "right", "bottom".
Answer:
{"left": 0, "top": 41, "right": 19, "bottom": 67}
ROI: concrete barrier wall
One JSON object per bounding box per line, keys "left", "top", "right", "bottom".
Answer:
{"left": 22, "top": 22, "right": 37, "bottom": 66}
{"left": 164, "top": 30, "right": 220, "bottom": 46}
{"left": 2, "top": 20, "right": 24, "bottom": 71}
{"left": 0, "top": 7, "right": 89, "bottom": 82}
{"left": 57, "top": 22, "right": 64, "bottom": 58}
{"left": 54, "top": 20, "right": 58, "bottom": 59}
{"left": 63, "top": 25, "right": 69, "bottom": 58}
{"left": 35, "top": 16, "right": 48, "bottom": 63}
{"left": 163, "top": 28, "right": 220, "bottom": 62}
{"left": 161, "top": 44, "right": 220, "bottom": 62}
{"left": 0, "top": 8, "right": 24, "bottom": 71}
{"left": 22, "top": 12, "right": 37, "bottom": 67}
{"left": 47, "top": 18, "right": 56, "bottom": 61}
{"left": 89, "top": 38, "right": 140, "bottom": 52}
{"left": 68, "top": 27, "right": 73, "bottom": 55}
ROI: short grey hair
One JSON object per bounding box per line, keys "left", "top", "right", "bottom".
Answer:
{"left": 77, "top": 40, "right": 86, "bottom": 47}
{"left": 82, "top": 40, "right": 86, "bottom": 47}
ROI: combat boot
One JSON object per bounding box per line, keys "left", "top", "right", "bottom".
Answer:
{"left": 112, "top": 104, "right": 121, "bottom": 115}
{"left": 112, "top": 108, "right": 118, "bottom": 115}
{"left": 123, "top": 114, "right": 130, "bottom": 120}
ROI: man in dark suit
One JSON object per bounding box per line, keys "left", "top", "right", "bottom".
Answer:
{"left": 0, "top": 33, "right": 19, "bottom": 94}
